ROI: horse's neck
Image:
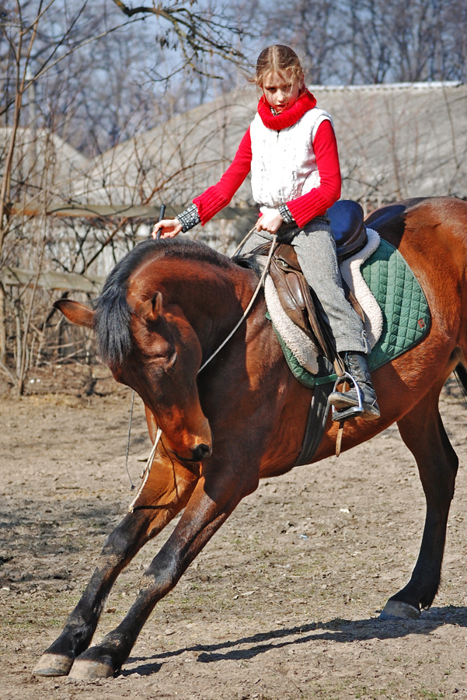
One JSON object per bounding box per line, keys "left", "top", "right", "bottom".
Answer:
{"left": 179, "top": 263, "right": 258, "bottom": 349}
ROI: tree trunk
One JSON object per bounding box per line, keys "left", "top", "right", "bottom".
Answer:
{"left": 0, "top": 281, "right": 6, "bottom": 365}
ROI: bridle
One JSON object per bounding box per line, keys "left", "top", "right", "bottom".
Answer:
{"left": 126, "top": 224, "right": 277, "bottom": 500}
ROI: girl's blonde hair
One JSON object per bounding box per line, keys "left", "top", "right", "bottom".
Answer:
{"left": 254, "top": 45, "right": 305, "bottom": 88}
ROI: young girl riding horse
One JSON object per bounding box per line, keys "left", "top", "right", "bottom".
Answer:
{"left": 152, "top": 45, "right": 379, "bottom": 420}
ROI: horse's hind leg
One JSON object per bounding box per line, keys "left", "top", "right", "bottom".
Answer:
{"left": 381, "top": 384, "right": 458, "bottom": 619}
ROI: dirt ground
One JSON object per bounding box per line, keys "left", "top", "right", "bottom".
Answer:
{"left": 1, "top": 365, "right": 467, "bottom": 700}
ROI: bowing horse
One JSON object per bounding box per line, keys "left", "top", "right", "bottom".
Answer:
{"left": 34, "top": 196, "right": 467, "bottom": 680}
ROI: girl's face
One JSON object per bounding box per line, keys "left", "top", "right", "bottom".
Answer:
{"left": 261, "top": 69, "right": 302, "bottom": 113}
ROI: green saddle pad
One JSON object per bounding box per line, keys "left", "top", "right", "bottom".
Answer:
{"left": 274, "top": 237, "right": 431, "bottom": 387}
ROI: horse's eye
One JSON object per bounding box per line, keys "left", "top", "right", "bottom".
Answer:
{"left": 165, "top": 351, "right": 177, "bottom": 372}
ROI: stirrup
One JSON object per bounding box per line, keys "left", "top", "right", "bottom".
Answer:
{"left": 331, "top": 370, "right": 364, "bottom": 422}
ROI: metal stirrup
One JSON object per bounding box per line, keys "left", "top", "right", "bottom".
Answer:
{"left": 331, "top": 370, "right": 364, "bottom": 422}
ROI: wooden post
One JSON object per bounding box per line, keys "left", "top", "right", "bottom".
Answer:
{"left": 0, "top": 281, "right": 6, "bottom": 365}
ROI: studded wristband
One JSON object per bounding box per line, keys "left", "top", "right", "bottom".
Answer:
{"left": 177, "top": 203, "right": 201, "bottom": 232}
{"left": 278, "top": 204, "right": 295, "bottom": 224}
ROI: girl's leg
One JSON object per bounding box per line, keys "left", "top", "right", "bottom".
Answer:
{"left": 292, "top": 218, "right": 379, "bottom": 418}
{"left": 291, "top": 218, "right": 369, "bottom": 354}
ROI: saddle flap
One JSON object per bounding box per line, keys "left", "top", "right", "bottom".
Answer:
{"left": 269, "top": 258, "right": 310, "bottom": 335}
{"left": 269, "top": 242, "right": 365, "bottom": 364}
{"left": 270, "top": 252, "right": 332, "bottom": 357}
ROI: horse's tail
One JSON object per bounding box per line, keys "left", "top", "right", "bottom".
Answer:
{"left": 454, "top": 363, "right": 467, "bottom": 400}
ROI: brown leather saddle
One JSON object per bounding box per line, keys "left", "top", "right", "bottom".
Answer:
{"left": 251, "top": 200, "right": 368, "bottom": 363}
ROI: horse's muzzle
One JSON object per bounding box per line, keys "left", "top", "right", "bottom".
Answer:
{"left": 170, "top": 442, "right": 212, "bottom": 464}
{"left": 191, "top": 443, "right": 212, "bottom": 461}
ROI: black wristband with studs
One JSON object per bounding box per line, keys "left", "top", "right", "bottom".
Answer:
{"left": 177, "top": 203, "right": 201, "bottom": 232}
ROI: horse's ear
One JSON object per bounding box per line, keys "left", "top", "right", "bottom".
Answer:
{"left": 136, "top": 292, "right": 163, "bottom": 323}
{"left": 54, "top": 299, "right": 95, "bottom": 328}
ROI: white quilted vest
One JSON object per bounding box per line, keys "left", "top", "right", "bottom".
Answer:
{"left": 250, "top": 107, "right": 333, "bottom": 212}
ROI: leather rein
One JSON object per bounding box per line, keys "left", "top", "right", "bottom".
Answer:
{"left": 126, "top": 226, "right": 276, "bottom": 494}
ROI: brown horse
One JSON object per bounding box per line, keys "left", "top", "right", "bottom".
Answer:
{"left": 34, "top": 196, "right": 467, "bottom": 680}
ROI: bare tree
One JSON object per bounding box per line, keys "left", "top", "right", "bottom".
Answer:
{"left": 111, "top": 0, "right": 247, "bottom": 79}
{"left": 0, "top": 1, "right": 252, "bottom": 389}
{"left": 258, "top": 0, "right": 467, "bottom": 85}
{"left": 343, "top": 0, "right": 467, "bottom": 84}
{"left": 0, "top": 1, "right": 154, "bottom": 384}
{"left": 262, "top": 0, "right": 344, "bottom": 84}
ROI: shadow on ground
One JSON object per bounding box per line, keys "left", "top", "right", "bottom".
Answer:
{"left": 122, "top": 605, "right": 467, "bottom": 677}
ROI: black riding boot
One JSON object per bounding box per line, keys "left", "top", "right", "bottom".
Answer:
{"left": 329, "top": 351, "right": 380, "bottom": 420}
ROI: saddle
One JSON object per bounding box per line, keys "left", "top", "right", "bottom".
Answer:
{"left": 253, "top": 200, "right": 368, "bottom": 363}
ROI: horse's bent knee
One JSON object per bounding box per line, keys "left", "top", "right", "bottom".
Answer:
{"left": 141, "top": 559, "right": 179, "bottom": 598}
{"left": 98, "top": 512, "right": 156, "bottom": 569}
{"left": 426, "top": 479, "right": 456, "bottom": 512}
{"left": 102, "top": 517, "right": 144, "bottom": 555}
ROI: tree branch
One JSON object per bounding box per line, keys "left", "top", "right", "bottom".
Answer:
{"left": 110, "top": 0, "right": 246, "bottom": 68}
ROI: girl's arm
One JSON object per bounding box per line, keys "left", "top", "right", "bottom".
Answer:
{"left": 285, "top": 120, "right": 342, "bottom": 228}
{"left": 153, "top": 129, "right": 252, "bottom": 238}
{"left": 193, "top": 128, "right": 252, "bottom": 225}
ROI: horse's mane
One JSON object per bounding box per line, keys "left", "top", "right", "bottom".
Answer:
{"left": 94, "top": 238, "right": 235, "bottom": 367}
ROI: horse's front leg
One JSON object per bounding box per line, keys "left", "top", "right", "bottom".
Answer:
{"left": 34, "top": 454, "right": 197, "bottom": 677}
{"left": 67, "top": 464, "right": 253, "bottom": 680}
{"left": 381, "top": 384, "right": 458, "bottom": 619}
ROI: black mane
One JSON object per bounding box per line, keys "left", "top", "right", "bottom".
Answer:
{"left": 94, "top": 237, "right": 234, "bottom": 367}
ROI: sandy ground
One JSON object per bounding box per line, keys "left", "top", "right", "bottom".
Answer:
{"left": 1, "top": 366, "right": 466, "bottom": 700}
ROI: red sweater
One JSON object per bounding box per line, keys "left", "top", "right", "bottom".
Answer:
{"left": 193, "top": 94, "right": 341, "bottom": 228}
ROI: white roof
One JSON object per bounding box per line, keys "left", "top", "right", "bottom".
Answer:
{"left": 66, "top": 81, "right": 467, "bottom": 209}
{"left": 1, "top": 128, "right": 90, "bottom": 204}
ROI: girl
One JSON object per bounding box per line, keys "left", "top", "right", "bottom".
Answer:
{"left": 152, "top": 45, "right": 379, "bottom": 420}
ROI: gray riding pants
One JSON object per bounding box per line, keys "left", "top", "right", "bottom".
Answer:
{"left": 243, "top": 215, "right": 370, "bottom": 354}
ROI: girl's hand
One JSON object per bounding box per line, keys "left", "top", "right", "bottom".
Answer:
{"left": 152, "top": 219, "right": 182, "bottom": 239}
{"left": 256, "top": 209, "right": 284, "bottom": 234}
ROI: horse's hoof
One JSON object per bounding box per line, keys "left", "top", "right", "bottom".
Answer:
{"left": 69, "top": 658, "right": 114, "bottom": 680}
{"left": 33, "top": 653, "right": 74, "bottom": 676}
{"left": 379, "top": 600, "right": 420, "bottom": 620}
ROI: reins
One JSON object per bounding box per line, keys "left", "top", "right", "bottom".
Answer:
{"left": 128, "top": 426, "right": 162, "bottom": 511}
{"left": 124, "top": 390, "right": 136, "bottom": 490}
{"left": 199, "top": 230, "right": 276, "bottom": 372}
{"left": 125, "top": 224, "right": 275, "bottom": 490}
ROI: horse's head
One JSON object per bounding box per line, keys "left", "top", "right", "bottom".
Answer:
{"left": 55, "top": 288, "right": 212, "bottom": 464}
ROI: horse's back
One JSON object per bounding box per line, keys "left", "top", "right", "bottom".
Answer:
{"left": 363, "top": 197, "right": 467, "bottom": 386}
{"left": 366, "top": 197, "right": 467, "bottom": 302}
{"left": 366, "top": 196, "right": 467, "bottom": 248}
